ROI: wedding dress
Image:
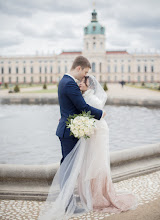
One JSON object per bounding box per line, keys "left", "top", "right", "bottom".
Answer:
{"left": 38, "top": 76, "right": 138, "bottom": 220}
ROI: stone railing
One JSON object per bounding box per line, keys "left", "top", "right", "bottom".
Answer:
{"left": 0, "top": 142, "right": 160, "bottom": 201}
{"left": 0, "top": 95, "right": 160, "bottom": 107}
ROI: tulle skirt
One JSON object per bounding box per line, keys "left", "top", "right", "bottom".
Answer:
{"left": 38, "top": 118, "right": 138, "bottom": 220}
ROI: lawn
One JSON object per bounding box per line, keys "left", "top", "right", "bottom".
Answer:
{"left": 22, "top": 88, "right": 58, "bottom": 93}
{"left": 125, "top": 82, "right": 160, "bottom": 92}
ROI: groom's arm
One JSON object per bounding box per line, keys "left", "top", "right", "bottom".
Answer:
{"left": 66, "top": 81, "right": 103, "bottom": 120}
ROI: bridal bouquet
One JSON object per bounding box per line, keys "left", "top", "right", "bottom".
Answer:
{"left": 66, "top": 111, "right": 96, "bottom": 139}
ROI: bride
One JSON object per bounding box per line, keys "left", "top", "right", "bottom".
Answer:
{"left": 38, "top": 75, "right": 138, "bottom": 220}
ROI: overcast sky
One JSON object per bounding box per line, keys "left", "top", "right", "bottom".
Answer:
{"left": 0, "top": 0, "right": 160, "bottom": 56}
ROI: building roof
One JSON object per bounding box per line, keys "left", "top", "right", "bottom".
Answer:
{"left": 60, "top": 51, "right": 82, "bottom": 55}
{"left": 106, "top": 51, "right": 129, "bottom": 54}
{"left": 84, "top": 9, "right": 105, "bottom": 35}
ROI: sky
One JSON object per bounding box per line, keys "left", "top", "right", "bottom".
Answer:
{"left": 0, "top": 0, "right": 160, "bottom": 56}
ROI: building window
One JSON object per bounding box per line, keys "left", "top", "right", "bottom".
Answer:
{"left": 39, "top": 76, "right": 41, "bottom": 83}
{"left": 58, "top": 66, "right": 61, "bottom": 73}
{"left": 93, "top": 42, "right": 96, "bottom": 49}
{"left": 50, "top": 76, "right": 52, "bottom": 83}
{"left": 45, "top": 67, "right": 47, "bottom": 73}
{"left": 16, "top": 76, "right": 18, "bottom": 83}
{"left": 24, "top": 77, "right": 26, "bottom": 83}
{"left": 144, "top": 65, "right": 147, "bottom": 72}
{"left": 50, "top": 66, "right": 53, "bottom": 73}
{"left": 114, "top": 65, "right": 117, "bottom": 73}
{"left": 137, "top": 75, "right": 140, "bottom": 82}
{"left": 128, "top": 75, "right": 130, "bottom": 82}
{"left": 45, "top": 76, "right": 47, "bottom": 83}
{"left": 144, "top": 75, "right": 147, "bottom": 82}
{"left": 128, "top": 65, "right": 131, "bottom": 73}
{"left": 151, "top": 66, "right": 154, "bottom": 72}
{"left": 93, "top": 26, "right": 96, "bottom": 31}
{"left": 86, "top": 42, "right": 88, "bottom": 50}
{"left": 99, "top": 63, "right": 102, "bottom": 73}
{"left": 121, "top": 65, "right": 124, "bottom": 73}
{"left": 65, "top": 66, "right": 67, "bottom": 73}
{"left": 100, "top": 42, "right": 103, "bottom": 48}
{"left": 39, "top": 67, "right": 42, "bottom": 73}
{"left": 138, "top": 65, "right": 140, "bottom": 73}
{"left": 151, "top": 75, "right": 154, "bottom": 82}
{"left": 16, "top": 67, "right": 18, "bottom": 74}
{"left": 101, "top": 27, "right": 104, "bottom": 33}
{"left": 1, "top": 67, "right": 4, "bottom": 74}
{"left": 9, "top": 77, "right": 11, "bottom": 83}
{"left": 2, "top": 77, "right": 4, "bottom": 83}
{"left": 9, "top": 67, "right": 11, "bottom": 74}
{"left": 31, "top": 67, "right": 33, "bottom": 74}
{"left": 115, "top": 75, "right": 117, "bottom": 82}
{"left": 23, "top": 67, "right": 26, "bottom": 74}
{"left": 31, "top": 76, "right": 33, "bottom": 83}
{"left": 107, "top": 65, "right": 110, "bottom": 73}
{"left": 92, "top": 62, "right": 96, "bottom": 73}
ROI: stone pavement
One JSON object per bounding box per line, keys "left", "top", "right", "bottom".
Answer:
{"left": 0, "top": 170, "right": 159, "bottom": 220}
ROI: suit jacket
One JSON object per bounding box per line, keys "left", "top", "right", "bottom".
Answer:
{"left": 56, "top": 74, "right": 103, "bottom": 138}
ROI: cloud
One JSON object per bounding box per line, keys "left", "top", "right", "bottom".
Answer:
{"left": 0, "top": 0, "right": 159, "bottom": 55}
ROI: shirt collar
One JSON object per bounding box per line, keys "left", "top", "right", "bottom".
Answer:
{"left": 64, "top": 73, "right": 76, "bottom": 82}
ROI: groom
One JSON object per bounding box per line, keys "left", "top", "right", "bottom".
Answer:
{"left": 56, "top": 55, "right": 106, "bottom": 165}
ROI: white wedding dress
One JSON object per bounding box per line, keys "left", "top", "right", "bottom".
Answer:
{"left": 38, "top": 77, "right": 138, "bottom": 220}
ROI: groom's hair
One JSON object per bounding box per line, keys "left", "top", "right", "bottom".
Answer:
{"left": 71, "top": 56, "right": 91, "bottom": 70}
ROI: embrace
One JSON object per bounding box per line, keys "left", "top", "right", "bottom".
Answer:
{"left": 38, "top": 56, "right": 138, "bottom": 220}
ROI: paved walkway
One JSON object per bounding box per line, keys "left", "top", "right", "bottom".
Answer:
{"left": 0, "top": 83, "right": 159, "bottom": 100}
{"left": 0, "top": 170, "right": 159, "bottom": 220}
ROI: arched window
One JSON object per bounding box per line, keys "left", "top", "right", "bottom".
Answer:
{"left": 93, "top": 42, "right": 96, "bottom": 49}
{"left": 92, "top": 62, "right": 96, "bottom": 73}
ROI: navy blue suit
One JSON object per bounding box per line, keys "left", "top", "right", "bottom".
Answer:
{"left": 56, "top": 74, "right": 103, "bottom": 164}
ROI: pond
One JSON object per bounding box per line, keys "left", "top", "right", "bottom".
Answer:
{"left": 0, "top": 104, "right": 159, "bottom": 165}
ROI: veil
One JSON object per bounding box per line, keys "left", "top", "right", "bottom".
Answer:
{"left": 85, "top": 75, "right": 107, "bottom": 109}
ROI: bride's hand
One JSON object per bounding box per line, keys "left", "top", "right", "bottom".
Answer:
{"left": 102, "top": 111, "right": 106, "bottom": 118}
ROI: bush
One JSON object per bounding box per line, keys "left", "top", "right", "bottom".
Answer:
{"left": 141, "top": 81, "right": 145, "bottom": 86}
{"left": 14, "top": 84, "right": 20, "bottom": 93}
{"left": 158, "top": 84, "right": 160, "bottom": 90}
{"left": 103, "top": 82, "right": 108, "bottom": 91}
{"left": 43, "top": 83, "right": 47, "bottom": 89}
{"left": 4, "top": 83, "right": 8, "bottom": 88}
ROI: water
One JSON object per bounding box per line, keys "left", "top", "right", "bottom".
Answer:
{"left": 0, "top": 104, "right": 160, "bottom": 165}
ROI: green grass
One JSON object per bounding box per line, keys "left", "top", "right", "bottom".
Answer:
{"left": 0, "top": 83, "right": 58, "bottom": 90}
{"left": 125, "top": 83, "right": 160, "bottom": 92}
{"left": 22, "top": 88, "right": 58, "bottom": 93}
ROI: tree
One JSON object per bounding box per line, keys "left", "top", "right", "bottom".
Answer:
{"left": 14, "top": 84, "right": 20, "bottom": 92}
{"left": 103, "top": 82, "right": 108, "bottom": 91}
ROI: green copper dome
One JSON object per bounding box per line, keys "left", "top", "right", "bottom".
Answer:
{"left": 84, "top": 9, "right": 105, "bottom": 35}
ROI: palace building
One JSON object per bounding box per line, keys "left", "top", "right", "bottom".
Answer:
{"left": 0, "top": 9, "right": 160, "bottom": 84}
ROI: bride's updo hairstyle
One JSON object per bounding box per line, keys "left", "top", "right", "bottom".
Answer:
{"left": 84, "top": 76, "right": 97, "bottom": 94}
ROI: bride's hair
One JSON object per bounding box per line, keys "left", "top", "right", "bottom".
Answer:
{"left": 84, "top": 76, "right": 96, "bottom": 93}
